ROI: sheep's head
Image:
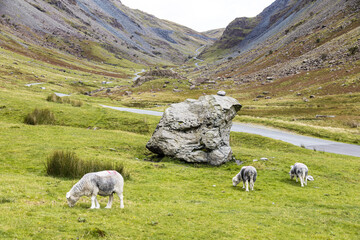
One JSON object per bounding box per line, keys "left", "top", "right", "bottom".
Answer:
{"left": 66, "top": 192, "right": 79, "bottom": 207}
{"left": 232, "top": 176, "right": 240, "bottom": 187}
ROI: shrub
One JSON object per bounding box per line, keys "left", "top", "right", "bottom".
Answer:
{"left": 24, "top": 108, "right": 55, "bottom": 125}
{"left": 47, "top": 93, "right": 83, "bottom": 107}
{"left": 45, "top": 150, "right": 130, "bottom": 180}
{"left": 71, "top": 100, "right": 83, "bottom": 107}
{"left": 348, "top": 46, "right": 359, "bottom": 55}
{"left": 47, "top": 93, "right": 63, "bottom": 103}
{"left": 320, "top": 53, "right": 327, "bottom": 60}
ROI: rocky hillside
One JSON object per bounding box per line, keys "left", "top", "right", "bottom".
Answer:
{"left": 0, "top": 0, "right": 214, "bottom": 65}
{"left": 202, "top": 28, "right": 225, "bottom": 40}
{"left": 195, "top": 0, "right": 360, "bottom": 96}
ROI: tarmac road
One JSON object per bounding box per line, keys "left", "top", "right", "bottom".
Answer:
{"left": 101, "top": 105, "right": 360, "bottom": 158}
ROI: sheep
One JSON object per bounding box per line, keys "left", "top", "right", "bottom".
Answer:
{"left": 66, "top": 170, "right": 124, "bottom": 209}
{"left": 289, "top": 163, "right": 308, "bottom": 187}
{"left": 232, "top": 166, "right": 257, "bottom": 191}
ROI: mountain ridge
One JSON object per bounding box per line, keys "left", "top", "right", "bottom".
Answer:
{"left": 0, "top": 0, "right": 215, "bottom": 65}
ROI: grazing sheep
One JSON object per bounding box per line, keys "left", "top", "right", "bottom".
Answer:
{"left": 232, "top": 166, "right": 257, "bottom": 191}
{"left": 66, "top": 170, "right": 124, "bottom": 209}
{"left": 289, "top": 163, "right": 308, "bottom": 187}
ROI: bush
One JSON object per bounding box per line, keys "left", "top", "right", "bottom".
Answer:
{"left": 47, "top": 93, "right": 83, "bottom": 107}
{"left": 47, "top": 93, "right": 63, "bottom": 103}
{"left": 348, "top": 46, "right": 359, "bottom": 55}
{"left": 70, "top": 100, "right": 83, "bottom": 107}
{"left": 24, "top": 108, "right": 55, "bottom": 125}
{"left": 45, "top": 150, "right": 130, "bottom": 180}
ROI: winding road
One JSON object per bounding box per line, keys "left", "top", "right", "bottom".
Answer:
{"left": 101, "top": 105, "right": 360, "bottom": 158}
{"left": 193, "top": 45, "right": 205, "bottom": 67}
{"left": 133, "top": 69, "right": 146, "bottom": 81}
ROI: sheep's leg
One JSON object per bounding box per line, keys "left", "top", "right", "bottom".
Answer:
{"left": 105, "top": 194, "right": 113, "bottom": 209}
{"left": 296, "top": 175, "right": 298, "bottom": 182}
{"left": 242, "top": 181, "right": 245, "bottom": 189}
{"left": 90, "top": 195, "right": 98, "bottom": 209}
{"left": 95, "top": 198, "right": 100, "bottom": 209}
{"left": 245, "top": 181, "right": 249, "bottom": 192}
{"left": 117, "top": 191, "right": 124, "bottom": 209}
{"left": 250, "top": 178, "right": 254, "bottom": 191}
{"left": 305, "top": 175, "right": 308, "bottom": 186}
{"left": 299, "top": 176, "right": 304, "bottom": 187}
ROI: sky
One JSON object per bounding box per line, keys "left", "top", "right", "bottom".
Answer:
{"left": 121, "top": 0, "right": 275, "bottom": 32}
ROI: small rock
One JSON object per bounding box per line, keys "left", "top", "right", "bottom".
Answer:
{"left": 78, "top": 217, "right": 86, "bottom": 223}
{"left": 310, "top": 95, "right": 315, "bottom": 98}
{"left": 253, "top": 159, "right": 258, "bottom": 162}
{"left": 40, "top": 87, "right": 46, "bottom": 90}
{"left": 260, "top": 157, "right": 268, "bottom": 161}
{"left": 217, "top": 91, "right": 226, "bottom": 96}
{"left": 213, "top": 185, "right": 216, "bottom": 187}
{"left": 307, "top": 175, "right": 314, "bottom": 181}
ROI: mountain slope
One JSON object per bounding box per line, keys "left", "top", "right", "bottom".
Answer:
{"left": 0, "top": 0, "right": 214, "bottom": 65}
{"left": 196, "top": 0, "right": 360, "bottom": 87}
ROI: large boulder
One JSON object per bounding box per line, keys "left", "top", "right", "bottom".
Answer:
{"left": 146, "top": 95, "right": 242, "bottom": 165}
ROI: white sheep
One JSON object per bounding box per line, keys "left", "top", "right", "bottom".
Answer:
{"left": 232, "top": 166, "right": 257, "bottom": 191}
{"left": 289, "top": 163, "right": 308, "bottom": 187}
{"left": 66, "top": 170, "right": 124, "bottom": 209}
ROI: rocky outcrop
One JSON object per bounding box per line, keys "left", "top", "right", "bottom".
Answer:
{"left": 146, "top": 94, "right": 242, "bottom": 165}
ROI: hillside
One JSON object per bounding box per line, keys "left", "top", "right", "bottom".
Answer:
{"left": 0, "top": 0, "right": 214, "bottom": 65}
{"left": 202, "top": 28, "right": 225, "bottom": 40}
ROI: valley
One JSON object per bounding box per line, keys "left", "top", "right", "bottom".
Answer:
{"left": 0, "top": 0, "right": 359, "bottom": 239}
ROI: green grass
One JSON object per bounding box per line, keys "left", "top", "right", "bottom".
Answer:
{"left": 0, "top": 29, "right": 360, "bottom": 239}
{"left": 1, "top": 119, "right": 360, "bottom": 239}
{"left": 1, "top": 78, "right": 360, "bottom": 239}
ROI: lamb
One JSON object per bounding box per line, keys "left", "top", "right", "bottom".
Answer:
{"left": 232, "top": 166, "right": 257, "bottom": 191}
{"left": 66, "top": 170, "right": 124, "bottom": 209}
{"left": 289, "top": 163, "right": 308, "bottom": 187}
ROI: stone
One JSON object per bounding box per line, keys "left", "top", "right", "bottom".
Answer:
{"left": 146, "top": 95, "right": 242, "bottom": 165}
{"left": 217, "top": 91, "right": 226, "bottom": 96}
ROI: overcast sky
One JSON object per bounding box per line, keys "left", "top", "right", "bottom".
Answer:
{"left": 121, "top": 0, "right": 275, "bottom": 32}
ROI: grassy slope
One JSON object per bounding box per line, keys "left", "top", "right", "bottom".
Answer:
{"left": 0, "top": 45, "right": 360, "bottom": 240}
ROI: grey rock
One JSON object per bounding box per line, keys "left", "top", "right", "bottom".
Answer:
{"left": 146, "top": 95, "right": 242, "bottom": 165}
{"left": 217, "top": 91, "right": 226, "bottom": 96}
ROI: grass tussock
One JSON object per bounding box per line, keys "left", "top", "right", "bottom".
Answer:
{"left": 47, "top": 93, "right": 83, "bottom": 107}
{"left": 45, "top": 150, "right": 130, "bottom": 180}
{"left": 24, "top": 108, "right": 56, "bottom": 125}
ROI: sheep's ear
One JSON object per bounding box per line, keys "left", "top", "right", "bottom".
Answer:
{"left": 290, "top": 165, "right": 293, "bottom": 169}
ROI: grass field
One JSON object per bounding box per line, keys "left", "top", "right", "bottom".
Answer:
{"left": 1, "top": 80, "right": 360, "bottom": 240}
{"left": 1, "top": 34, "right": 360, "bottom": 239}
